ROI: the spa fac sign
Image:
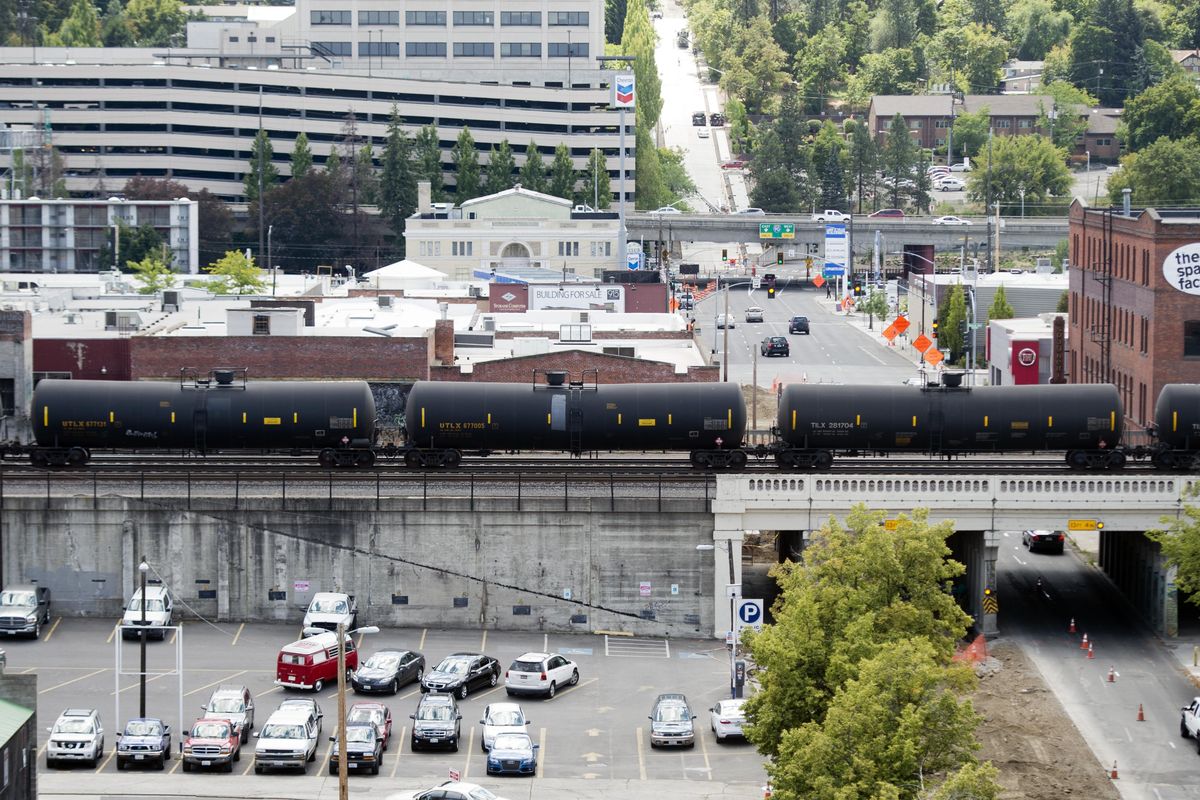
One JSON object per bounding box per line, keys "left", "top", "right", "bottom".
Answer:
{"left": 1164, "top": 242, "right": 1200, "bottom": 294}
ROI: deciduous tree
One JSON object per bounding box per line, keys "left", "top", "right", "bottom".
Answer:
{"left": 127, "top": 254, "right": 176, "bottom": 295}
{"left": 125, "top": 0, "right": 185, "bottom": 46}
{"left": 205, "top": 250, "right": 266, "bottom": 294}
{"left": 1037, "top": 81, "right": 1099, "bottom": 151}
{"left": 1118, "top": 73, "right": 1200, "bottom": 152}
{"left": 1148, "top": 486, "right": 1200, "bottom": 605}
{"left": 951, "top": 106, "right": 992, "bottom": 158}
{"left": 1007, "top": 0, "right": 1073, "bottom": 60}
{"left": 793, "top": 24, "right": 847, "bottom": 114}
{"left": 967, "top": 134, "right": 1071, "bottom": 207}
{"left": 56, "top": 0, "right": 102, "bottom": 46}
{"left": 1106, "top": 137, "right": 1200, "bottom": 205}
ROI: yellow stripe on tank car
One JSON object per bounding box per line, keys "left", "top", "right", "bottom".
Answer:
{"left": 487, "top": 413, "right": 492, "bottom": 424}
{"left": 791, "top": 409, "right": 796, "bottom": 431}
{"left": 668, "top": 413, "right": 672, "bottom": 425}
{"left": 1048, "top": 416, "right": 1053, "bottom": 427}
{"left": 618, "top": 413, "right": 623, "bottom": 425}
{"left": 353, "top": 408, "right": 357, "bottom": 427}
{"left": 983, "top": 415, "right": 988, "bottom": 427}
{"left": 170, "top": 412, "right": 175, "bottom": 423}
{"left": 1110, "top": 411, "right": 1116, "bottom": 431}
{"left": 293, "top": 412, "right": 298, "bottom": 423}
{"left": 856, "top": 414, "right": 861, "bottom": 426}
{"left": 421, "top": 408, "right": 426, "bottom": 428}
{"left": 109, "top": 411, "right": 114, "bottom": 422}
{"left": 547, "top": 413, "right": 551, "bottom": 425}
{"left": 1174, "top": 411, "right": 1179, "bottom": 432}
{"left": 914, "top": 415, "right": 919, "bottom": 427}
{"left": 728, "top": 408, "right": 732, "bottom": 429}
{"left": 638, "top": 418, "right": 656, "bottom": 427}
{"left": 242, "top": 412, "right": 247, "bottom": 424}
{"left": 43, "top": 406, "right": 47, "bottom": 426}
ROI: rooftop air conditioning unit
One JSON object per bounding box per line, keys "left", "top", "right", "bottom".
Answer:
{"left": 481, "top": 315, "right": 495, "bottom": 332}
{"left": 377, "top": 295, "right": 393, "bottom": 308}
{"left": 104, "top": 310, "right": 118, "bottom": 330}
{"left": 162, "top": 290, "right": 181, "bottom": 312}
{"left": 575, "top": 311, "right": 590, "bottom": 323}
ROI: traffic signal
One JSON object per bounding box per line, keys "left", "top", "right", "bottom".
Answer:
{"left": 721, "top": 249, "right": 728, "bottom": 260}
{"left": 767, "top": 286, "right": 776, "bottom": 300}
{"left": 932, "top": 318, "right": 939, "bottom": 338}
{"left": 776, "top": 251, "right": 784, "bottom": 266}
{"left": 852, "top": 278, "right": 863, "bottom": 297}
{"left": 960, "top": 319, "right": 969, "bottom": 338}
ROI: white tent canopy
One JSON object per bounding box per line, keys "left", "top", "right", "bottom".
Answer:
{"left": 362, "top": 259, "right": 449, "bottom": 289}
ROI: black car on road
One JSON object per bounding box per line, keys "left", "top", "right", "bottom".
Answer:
{"left": 420, "top": 653, "right": 501, "bottom": 699}
{"left": 352, "top": 649, "right": 425, "bottom": 694}
{"left": 1022, "top": 530, "right": 1065, "bottom": 554}
{"left": 761, "top": 337, "right": 790, "bottom": 357}
{"left": 789, "top": 316, "right": 810, "bottom": 334}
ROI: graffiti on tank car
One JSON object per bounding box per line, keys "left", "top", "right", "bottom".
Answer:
{"left": 124, "top": 429, "right": 159, "bottom": 440}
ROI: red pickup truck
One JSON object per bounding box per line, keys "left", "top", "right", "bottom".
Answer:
{"left": 182, "top": 718, "right": 241, "bottom": 772}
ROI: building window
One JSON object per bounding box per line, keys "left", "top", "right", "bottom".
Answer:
{"left": 454, "top": 11, "right": 494, "bottom": 25}
{"left": 995, "top": 119, "right": 1012, "bottom": 128}
{"left": 1018, "top": 119, "right": 1032, "bottom": 128}
{"left": 452, "top": 241, "right": 473, "bottom": 256}
{"left": 501, "top": 11, "right": 541, "bottom": 25}
{"left": 909, "top": 119, "right": 921, "bottom": 129}
{"left": 0, "top": 378, "right": 14, "bottom": 416}
{"left": 406, "top": 41, "right": 447, "bottom": 56}
{"left": 359, "top": 41, "right": 400, "bottom": 56}
{"left": 406, "top": 11, "right": 447, "bottom": 25}
{"left": 253, "top": 315, "right": 270, "bottom": 335}
{"left": 558, "top": 241, "right": 579, "bottom": 256}
{"left": 1185, "top": 321, "right": 1200, "bottom": 357}
{"left": 313, "top": 41, "right": 352, "bottom": 56}
{"left": 248, "top": 35, "right": 257, "bottom": 42}
{"left": 359, "top": 10, "right": 400, "bottom": 25}
{"left": 311, "top": 10, "right": 351, "bottom": 24}
{"left": 501, "top": 42, "right": 541, "bottom": 57}
{"left": 548, "top": 11, "right": 589, "bottom": 25}
{"left": 548, "top": 42, "right": 588, "bottom": 57}
{"left": 266, "top": 36, "right": 275, "bottom": 42}
{"left": 454, "top": 42, "right": 494, "bottom": 56}
{"left": 228, "top": 35, "right": 239, "bottom": 42}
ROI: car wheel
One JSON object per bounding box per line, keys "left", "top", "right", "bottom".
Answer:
{"left": 255, "top": 764, "right": 263, "bottom": 775}
{"left": 489, "top": 670, "right": 499, "bottom": 687}
{"left": 547, "top": 682, "right": 556, "bottom": 698}
{"left": 313, "top": 679, "right": 324, "bottom": 693}
{"left": 182, "top": 760, "right": 191, "bottom": 773}
{"left": 506, "top": 689, "right": 515, "bottom": 696}
{"left": 308, "top": 747, "right": 316, "bottom": 762}
{"left": 482, "top": 739, "right": 489, "bottom": 753}
{"left": 411, "top": 740, "right": 420, "bottom": 752}
{"left": 390, "top": 679, "right": 398, "bottom": 694}
{"left": 1182, "top": 719, "right": 1190, "bottom": 738}
{"left": 451, "top": 738, "right": 459, "bottom": 753}
{"left": 240, "top": 727, "right": 248, "bottom": 744}
{"left": 234, "top": 748, "right": 240, "bottom": 762}
{"left": 329, "top": 764, "right": 337, "bottom": 775}
{"left": 569, "top": 669, "right": 579, "bottom": 686}
{"left": 459, "top": 683, "right": 469, "bottom": 699}
{"left": 116, "top": 758, "right": 125, "bottom": 771}
{"left": 224, "top": 760, "right": 234, "bottom": 773}
{"left": 414, "top": 668, "right": 423, "bottom": 685}
{"left": 33, "top": 620, "right": 40, "bottom": 639}
{"left": 157, "top": 756, "right": 165, "bottom": 770}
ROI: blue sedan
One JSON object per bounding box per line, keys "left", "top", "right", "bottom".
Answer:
{"left": 485, "top": 732, "right": 538, "bottom": 776}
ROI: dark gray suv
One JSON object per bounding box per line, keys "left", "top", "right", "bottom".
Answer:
{"left": 789, "top": 316, "right": 810, "bottom": 334}
{"left": 410, "top": 693, "right": 462, "bottom": 752}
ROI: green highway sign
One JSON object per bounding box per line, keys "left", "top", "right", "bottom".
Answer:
{"left": 759, "top": 223, "right": 795, "bottom": 240}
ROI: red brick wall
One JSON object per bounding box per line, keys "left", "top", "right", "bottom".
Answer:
{"left": 429, "top": 349, "right": 718, "bottom": 383}
{"left": 494, "top": 330, "right": 692, "bottom": 340}
{"left": 433, "top": 319, "right": 454, "bottom": 365}
{"left": 34, "top": 339, "right": 133, "bottom": 380}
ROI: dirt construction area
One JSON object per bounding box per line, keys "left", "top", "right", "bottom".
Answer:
{"left": 973, "top": 640, "right": 1120, "bottom": 800}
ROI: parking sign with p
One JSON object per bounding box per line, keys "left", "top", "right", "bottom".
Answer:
{"left": 737, "top": 599, "right": 764, "bottom": 632}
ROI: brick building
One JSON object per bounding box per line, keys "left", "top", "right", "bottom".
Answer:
{"left": 1067, "top": 200, "right": 1200, "bottom": 428}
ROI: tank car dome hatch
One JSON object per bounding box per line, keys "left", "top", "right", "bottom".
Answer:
{"left": 941, "top": 372, "right": 964, "bottom": 388}
{"left": 545, "top": 371, "right": 568, "bottom": 387}
{"left": 213, "top": 370, "right": 236, "bottom": 385}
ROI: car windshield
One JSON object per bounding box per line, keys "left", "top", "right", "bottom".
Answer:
{"left": 310, "top": 598, "right": 347, "bottom": 613}
{"left": 128, "top": 598, "right": 164, "bottom": 612}
{"left": 0, "top": 591, "right": 35, "bottom": 607}
{"left": 487, "top": 709, "right": 524, "bottom": 726}
{"left": 260, "top": 724, "right": 303, "bottom": 739}
{"left": 492, "top": 734, "right": 530, "bottom": 751}
{"left": 54, "top": 719, "right": 95, "bottom": 734}
{"left": 436, "top": 658, "right": 470, "bottom": 675}
{"left": 191, "top": 722, "right": 229, "bottom": 739}
{"left": 345, "top": 726, "right": 375, "bottom": 743}
{"left": 348, "top": 707, "right": 382, "bottom": 725}
{"left": 467, "top": 790, "right": 499, "bottom": 800}
{"left": 655, "top": 704, "right": 690, "bottom": 723}
{"left": 279, "top": 701, "right": 314, "bottom": 713}
{"left": 125, "top": 720, "right": 162, "bottom": 736}
{"left": 419, "top": 704, "right": 454, "bottom": 721}
{"left": 208, "top": 698, "right": 244, "bottom": 713}
{"left": 364, "top": 654, "right": 400, "bottom": 670}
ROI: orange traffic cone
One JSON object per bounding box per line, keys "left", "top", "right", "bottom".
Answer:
{"left": 1137, "top": 704, "right": 1145, "bottom": 722}
{"left": 1107, "top": 666, "right": 1115, "bottom": 682}
{"left": 1110, "top": 760, "right": 1118, "bottom": 780}
{"left": 1087, "top": 642, "right": 1095, "bottom": 659}
{"left": 1080, "top": 633, "right": 1089, "bottom": 650}
{"left": 1069, "top": 618, "right": 1076, "bottom": 633}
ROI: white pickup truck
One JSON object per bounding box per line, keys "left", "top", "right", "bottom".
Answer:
{"left": 1181, "top": 697, "right": 1200, "bottom": 750}
{"left": 811, "top": 209, "right": 850, "bottom": 223}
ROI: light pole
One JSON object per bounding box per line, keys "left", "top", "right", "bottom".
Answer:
{"left": 1018, "top": 183, "right": 1025, "bottom": 219}
{"left": 138, "top": 558, "right": 148, "bottom": 718}
{"left": 335, "top": 623, "right": 379, "bottom": 800}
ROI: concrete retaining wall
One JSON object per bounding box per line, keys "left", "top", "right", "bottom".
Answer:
{"left": 0, "top": 497, "right": 717, "bottom": 637}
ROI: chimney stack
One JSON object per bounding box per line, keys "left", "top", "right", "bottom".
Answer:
{"left": 418, "top": 180, "right": 432, "bottom": 214}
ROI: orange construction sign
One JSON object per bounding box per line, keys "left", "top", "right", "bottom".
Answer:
{"left": 912, "top": 333, "right": 932, "bottom": 353}
{"left": 881, "top": 325, "right": 897, "bottom": 341}
{"left": 924, "top": 347, "right": 944, "bottom": 367}
{"left": 812, "top": 275, "right": 825, "bottom": 288}
{"left": 892, "top": 316, "right": 910, "bottom": 334}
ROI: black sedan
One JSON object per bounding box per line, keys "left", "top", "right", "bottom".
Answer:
{"left": 761, "top": 337, "right": 790, "bottom": 357}
{"left": 1022, "top": 530, "right": 1065, "bottom": 554}
{"left": 352, "top": 650, "right": 425, "bottom": 694}
{"left": 328, "top": 723, "right": 384, "bottom": 776}
{"left": 421, "top": 653, "right": 501, "bottom": 699}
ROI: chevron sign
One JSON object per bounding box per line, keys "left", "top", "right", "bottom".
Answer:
{"left": 612, "top": 74, "right": 636, "bottom": 109}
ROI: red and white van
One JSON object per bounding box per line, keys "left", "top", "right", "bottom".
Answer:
{"left": 274, "top": 630, "right": 358, "bottom": 692}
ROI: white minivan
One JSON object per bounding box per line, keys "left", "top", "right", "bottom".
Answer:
{"left": 122, "top": 586, "right": 173, "bottom": 640}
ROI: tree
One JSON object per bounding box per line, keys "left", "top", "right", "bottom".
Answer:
{"left": 952, "top": 106, "right": 991, "bottom": 159}
{"left": 633, "top": 129, "right": 668, "bottom": 209}
{"left": 658, "top": 147, "right": 697, "bottom": 207}
{"left": 1119, "top": 74, "right": 1200, "bottom": 152}
{"left": 244, "top": 129, "right": 278, "bottom": 202}
{"left": 56, "top": 0, "right": 102, "bottom": 46}
{"left": 120, "top": 177, "right": 233, "bottom": 268}
{"left": 450, "top": 127, "right": 481, "bottom": 201}
{"left": 1069, "top": 0, "right": 1148, "bottom": 107}
{"left": 870, "top": 0, "right": 920, "bottom": 51}
{"left": 205, "top": 250, "right": 266, "bottom": 294}
{"left": 987, "top": 284, "right": 1015, "bottom": 322}
{"left": 127, "top": 254, "right": 176, "bottom": 295}
{"left": 379, "top": 109, "right": 415, "bottom": 237}
{"left": 812, "top": 121, "right": 847, "bottom": 211}
{"left": 928, "top": 22, "right": 1010, "bottom": 93}
{"left": 323, "top": 148, "right": 343, "bottom": 179}
{"left": 111, "top": 222, "right": 166, "bottom": 269}
{"left": 940, "top": 283, "right": 968, "bottom": 362}
{"left": 261, "top": 171, "right": 386, "bottom": 271}
{"left": 859, "top": 289, "right": 890, "bottom": 326}
{"left": 1037, "top": 81, "right": 1099, "bottom": 151}
{"left": 355, "top": 144, "right": 378, "bottom": 205}
{"left": 519, "top": 142, "right": 547, "bottom": 193}
{"left": 548, "top": 142, "right": 576, "bottom": 201}
{"left": 1147, "top": 486, "right": 1200, "bottom": 606}
{"left": 879, "top": 113, "right": 917, "bottom": 209}
{"left": 581, "top": 148, "right": 612, "bottom": 209}
{"left": 485, "top": 139, "right": 516, "bottom": 196}
{"left": 793, "top": 24, "right": 847, "bottom": 114}
{"left": 749, "top": 130, "right": 803, "bottom": 212}
{"left": 1007, "top": 0, "right": 1073, "bottom": 60}
{"left": 857, "top": 47, "right": 923, "bottom": 95}
{"left": 847, "top": 119, "right": 877, "bottom": 213}
{"left": 967, "top": 134, "right": 1071, "bottom": 208}
{"left": 290, "top": 131, "right": 313, "bottom": 180}
{"left": 101, "top": 0, "right": 135, "bottom": 46}
{"left": 718, "top": 16, "right": 790, "bottom": 115}
{"left": 125, "top": 0, "right": 186, "bottom": 46}
{"left": 620, "top": 0, "right": 663, "bottom": 127}
{"left": 413, "top": 124, "right": 443, "bottom": 201}
{"left": 605, "top": 0, "right": 627, "bottom": 44}
{"left": 1106, "top": 137, "right": 1200, "bottom": 205}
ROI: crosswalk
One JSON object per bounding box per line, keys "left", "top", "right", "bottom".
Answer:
{"left": 604, "top": 635, "right": 672, "bottom": 659}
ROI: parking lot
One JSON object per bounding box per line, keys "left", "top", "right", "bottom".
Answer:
{"left": 5, "top": 619, "right": 765, "bottom": 790}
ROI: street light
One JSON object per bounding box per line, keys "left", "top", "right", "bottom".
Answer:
{"left": 335, "top": 622, "right": 379, "bottom": 800}
{"left": 138, "top": 558, "right": 148, "bottom": 718}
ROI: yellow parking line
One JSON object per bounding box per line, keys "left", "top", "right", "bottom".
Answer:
{"left": 230, "top": 623, "right": 245, "bottom": 646}
{"left": 463, "top": 727, "right": 475, "bottom": 778}
{"left": 537, "top": 726, "right": 546, "bottom": 778}
{"left": 43, "top": 617, "right": 62, "bottom": 642}
{"left": 37, "top": 742, "right": 47, "bottom": 759}
{"left": 170, "top": 622, "right": 179, "bottom": 645}
{"left": 241, "top": 753, "right": 256, "bottom": 775}
{"left": 480, "top": 629, "right": 487, "bottom": 651}
{"left": 255, "top": 686, "right": 282, "bottom": 699}
{"left": 168, "top": 755, "right": 181, "bottom": 774}
{"left": 183, "top": 669, "right": 248, "bottom": 698}
{"left": 356, "top": 632, "right": 364, "bottom": 649}
{"left": 418, "top": 629, "right": 427, "bottom": 651}
{"left": 95, "top": 748, "right": 117, "bottom": 773}
{"left": 110, "top": 671, "right": 170, "bottom": 696}
{"left": 106, "top": 622, "right": 120, "bottom": 644}
{"left": 389, "top": 726, "right": 406, "bottom": 777}
{"left": 39, "top": 668, "right": 107, "bottom": 694}
{"left": 698, "top": 727, "right": 712, "bottom": 780}
{"left": 636, "top": 727, "right": 646, "bottom": 781}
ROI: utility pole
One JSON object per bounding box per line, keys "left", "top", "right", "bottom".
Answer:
{"left": 257, "top": 87, "right": 265, "bottom": 266}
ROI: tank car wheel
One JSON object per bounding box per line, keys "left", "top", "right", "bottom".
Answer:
{"left": 443, "top": 450, "right": 462, "bottom": 468}
{"left": 318, "top": 449, "right": 337, "bottom": 468}
{"left": 690, "top": 451, "right": 706, "bottom": 468}
{"left": 729, "top": 450, "right": 748, "bottom": 469}
{"left": 1066, "top": 451, "right": 1089, "bottom": 470}
{"left": 774, "top": 451, "right": 796, "bottom": 469}
{"left": 66, "top": 447, "right": 88, "bottom": 467}
{"left": 30, "top": 450, "right": 49, "bottom": 468}
{"left": 813, "top": 451, "right": 833, "bottom": 470}
{"left": 1153, "top": 451, "right": 1177, "bottom": 470}
{"left": 1106, "top": 450, "right": 1126, "bottom": 469}
{"left": 355, "top": 451, "right": 375, "bottom": 467}
{"left": 404, "top": 450, "right": 424, "bottom": 468}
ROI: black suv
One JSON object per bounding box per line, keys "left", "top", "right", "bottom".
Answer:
{"left": 789, "top": 316, "right": 810, "bottom": 334}
{"left": 691, "top": 111, "right": 706, "bottom": 126}
{"left": 409, "top": 694, "right": 462, "bottom": 752}
{"left": 761, "top": 337, "right": 790, "bottom": 357}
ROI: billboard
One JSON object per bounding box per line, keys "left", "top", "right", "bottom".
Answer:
{"left": 530, "top": 285, "right": 626, "bottom": 312}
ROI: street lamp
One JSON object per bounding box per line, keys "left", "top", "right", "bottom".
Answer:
{"left": 138, "top": 558, "right": 148, "bottom": 718}
{"left": 335, "top": 622, "right": 379, "bottom": 800}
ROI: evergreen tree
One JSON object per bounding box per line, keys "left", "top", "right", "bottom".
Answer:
{"left": 291, "top": 132, "right": 313, "bottom": 180}
{"left": 485, "top": 139, "right": 516, "bottom": 195}
{"left": 605, "top": 0, "right": 627, "bottom": 44}
{"left": 987, "top": 285, "right": 1015, "bottom": 321}
{"left": 812, "top": 121, "right": 847, "bottom": 211}
{"left": 519, "top": 142, "right": 548, "bottom": 193}
{"left": 324, "top": 148, "right": 342, "bottom": 178}
{"left": 749, "top": 129, "right": 803, "bottom": 212}
{"left": 1070, "top": 0, "right": 1148, "bottom": 106}
{"left": 581, "top": 148, "right": 612, "bottom": 209}
{"left": 940, "top": 284, "right": 969, "bottom": 363}
{"left": 355, "top": 144, "right": 378, "bottom": 205}
{"left": 879, "top": 113, "right": 916, "bottom": 209}
{"left": 244, "top": 129, "right": 278, "bottom": 202}
{"left": 101, "top": 0, "right": 135, "bottom": 46}
{"left": 379, "top": 108, "right": 416, "bottom": 237}
{"left": 450, "top": 127, "right": 481, "bottom": 200}
{"left": 57, "top": 0, "right": 102, "bottom": 46}
{"left": 548, "top": 142, "right": 576, "bottom": 201}
{"left": 847, "top": 119, "right": 877, "bottom": 214}
{"left": 413, "top": 124, "right": 444, "bottom": 201}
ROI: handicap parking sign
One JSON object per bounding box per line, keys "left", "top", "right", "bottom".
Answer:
{"left": 737, "top": 599, "right": 764, "bottom": 632}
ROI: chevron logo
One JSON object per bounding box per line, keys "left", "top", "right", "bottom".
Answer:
{"left": 616, "top": 82, "right": 635, "bottom": 104}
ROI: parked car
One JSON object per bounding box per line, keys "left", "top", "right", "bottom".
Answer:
{"left": 116, "top": 717, "right": 171, "bottom": 770}
{"left": 710, "top": 699, "right": 747, "bottom": 741}
{"left": 932, "top": 215, "right": 972, "bottom": 226}
{"left": 275, "top": 629, "right": 359, "bottom": 693}
{"left": 410, "top": 693, "right": 462, "bottom": 752}
{"left": 347, "top": 702, "right": 393, "bottom": 750}
{"left": 867, "top": 208, "right": 905, "bottom": 218}
{"left": 253, "top": 707, "right": 320, "bottom": 774}
{"left": 789, "top": 316, "right": 810, "bottom": 334}
{"left": 811, "top": 209, "right": 850, "bottom": 223}
{"left": 46, "top": 709, "right": 104, "bottom": 768}
{"left": 949, "top": 162, "right": 973, "bottom": 172}
{"left": 329, "top": 722, "right": 384, "bottom": 775}
{"left": 479, "top": 703, "right": 530, "bottom": 752}
{"left": 720, "top": 159, "right": 745, "bottom": 170}
{"left": 302, "top": 592, "right": 357, "bottom": 632}
{"left": 679, "top": 296, "right": 694, "bottom": 311}
{"left": 422, "top": 653, "right": 501, "bottom": 699}
{"left": 121, "top": 585, "right": 173, "bottom": 640}
{"left": 1022, "top": 530, "right": 1065, "bottom": 555}
{"left": 353, "top": 649, "right": 425, "bottom": 694}
{"left": 744, "top": 307, "right": 764, "bottom": 323}
{"left": 936, "top": 176, "right": 967, "bottom": 191}
{"left": 386, "top": 781, "right": 514, "bottom": 800}
{"left": 761, "top": 337, "right": 790, "bottom": 357}
{"left": 1181, "top": 697, "right": 1200, "bottom": 744}
{"left": 716, "top": 314, "right": 736, "bottom": 329}
{"left": 485, "top": 732, "right": 538, "bottom": 776}
{"left": 200, "top": 684, "right": 255, "bottom": 743}
{"left": 0, "top": 584, "right": 51, "bottom": 638}
{"left": 648, "top": 693, "right": 696, "bottom": 748}
{"left": 182, "top": 718, "right": 240, "bottom": 772}
{"left": 504, "top": 652, "right": 579, "bottom": 698}
{"left": 276, "top": 698, "right": 323, "bottom": 736}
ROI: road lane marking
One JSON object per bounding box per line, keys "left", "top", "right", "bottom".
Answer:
{"left": 43, "top": 617, "right": 62, "bottom": 642}
{"left": 230, "top": 623, "right": 245, "bottom": 646}
{"left": 544, "top": 633, "right": 548, "bottom": 653}
{"left": 95, "top": 747, "right": 117, "bottom": 773}
{"left": 1168, "top": 741, "right": 1176, "bottom": 750}
{"left": 537, "top": 726, "right": 546, "bottom": 777}
{"left": 463, "top": 727, "right": 475, "bottom": 778}
{"left": 183, "top": 669, "right": 248, "bottom": 697}
{"left": 389, "top": 726, "right": 406, "bottom": 777}
{"left": 698, "top": 728, "right": 713, "bottom": 779}
{"left": 636, "top": 727, "right": 646, "bottom": 781}
{"left": 858, "top": 346, "right": 887, "bottom": 365}
{"left": 418, "top": 629, "right": 427, "bottom": 651}
{"left": 39, "top": 667, "right": 108, "bottom": 694}
{"left": 19, "top": 667, "right": 35, "bottom": 674}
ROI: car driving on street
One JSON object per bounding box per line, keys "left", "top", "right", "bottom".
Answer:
{"left": 932, "top": 215, "right": 972, "bottom": 225}
{"left": 761, "top": 337, "right": 790, "bottom": 357}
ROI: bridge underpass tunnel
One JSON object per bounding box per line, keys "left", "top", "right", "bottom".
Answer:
{"left": 1097, "top": 529, "right": 1178, "bottom": 637}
